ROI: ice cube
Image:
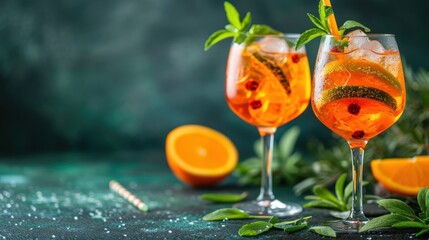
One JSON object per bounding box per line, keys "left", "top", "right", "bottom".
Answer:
{"left": 252, "top": 36, "right": 289, "bottom": 65}
{"left": 345, "top": 30, "right": 385, "bottom": 62}
{"left": 345, "top": 29, "right": 369, "bottom": 52}
{"left": 255, "top": 36, "right": 289, "bottom": 53}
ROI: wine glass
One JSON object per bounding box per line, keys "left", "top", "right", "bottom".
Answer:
{"left": 225, "top": 34, "right": 311, "bottom": 216}
{"left": 311, "top": 33, "right": 406, "bottom": 230}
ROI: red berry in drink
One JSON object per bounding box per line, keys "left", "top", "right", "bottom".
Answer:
{"left": 249, "top": 100, "right": 262, "bottom": 109}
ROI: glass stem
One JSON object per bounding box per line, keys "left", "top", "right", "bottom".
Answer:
{"left": 348, "top": 142, "right": 369, "bottom": 222}
{"left": 257, "top": 127, "right": 276, "bottom": 202}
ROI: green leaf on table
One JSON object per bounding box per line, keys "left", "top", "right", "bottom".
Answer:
{"left": 335, "top": 173, "right": 347, "bottom": 203}
{"left": 377, "top": 199, "right": 417, "bottom": 219}
{"left": 268, "top": 216, "right": 279, "bottom": 224}
{"left": 274, "top": 216, "right": 311, "bottom": 233}
{"left": 303, "top": 200, "right": 340, "bottom": 209}
{"left": 200, "top": 192, "right": 247, "bottom": 203}
{"left": 203, "top": 208, "right": 250, "bottom": 221}
{"left": 238, "top": 221, "right": 273, "bottom": 236}
{"left": 359, "top": 214, "right": 410, "bottom": 232}
{"left": 309, "top": 226, "right": 337, "bottom": 238}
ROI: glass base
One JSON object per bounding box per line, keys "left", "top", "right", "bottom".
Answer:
{"left": 233, "top": 199, "right": 302, "bottom": 217}
{"left": 328, "top": 219, "right": 368, "bottom": 233}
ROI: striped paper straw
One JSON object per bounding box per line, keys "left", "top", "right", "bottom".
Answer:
{"left": 109, "top": 180, "right": 149, "bottom": 212}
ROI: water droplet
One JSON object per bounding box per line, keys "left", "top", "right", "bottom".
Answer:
{"left": 74, "top": 216, "right": 78, "bottom": 220}
{"left": 168, "top": 230, "right": 172, "bottom": 234}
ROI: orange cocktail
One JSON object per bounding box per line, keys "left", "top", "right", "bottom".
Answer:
{"left": 226, "top": 36, "right": 310, "bottom": 131}
{"left": 312, "top": 46, "right": 405, "bottom": 145}
{"left": 225, "top": 35, "right": 310, "bottom": 217}
{"left": 311, "top": 31, "right": 406, "bottom": 229}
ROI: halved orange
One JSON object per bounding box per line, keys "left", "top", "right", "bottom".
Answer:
{"left": 371, "top": 156, "right": 429, "bottom": 196}
{"left": 165, "top": 125, "right": 238, "bottom": 187}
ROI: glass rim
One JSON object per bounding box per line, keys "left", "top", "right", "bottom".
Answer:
{"left": 324, "top": 33, "right": 396, "bottom": 37}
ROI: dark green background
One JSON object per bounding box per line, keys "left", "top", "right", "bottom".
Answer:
{"left": 1, "top": 0, "right": 428, "bottom": 157}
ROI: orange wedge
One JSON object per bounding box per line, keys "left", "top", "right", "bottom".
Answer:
{"left": 165, "top": 125, "right": 238, "bottom": 187}
{"left": 371, "top": 156, "right": 429, "bottom": 196}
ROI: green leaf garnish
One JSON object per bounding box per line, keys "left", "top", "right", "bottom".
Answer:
{"left": 200, "top": 192, "right": 248, "bottom": 203}
{"left": 360, "top": 187, "right": 429, "bottom": 236}
{"left": 309, "top": 226, "right": 337, "bottom": 238}
{"left": 273, "top": 216, "right": 312, "bottom": 233}
{"left": 377, "top": 199, "right": 417, "bottom": 219}
{"left": 204, "top": 1, "right": 281, "bottom": 51}
{"left": 238, "top": 221, "right": 273, "bottom": 236}
{"left": 202, "top": 208, "right": 272, "bottom": 221}
{"left": 202, "top": 208, "right": 250, "bottom": 221}
{"left": 295, "top": 0, "right": 370, "bottom": 50}
{"left": 359, "top": 214, "right": 410, "bottom": 232}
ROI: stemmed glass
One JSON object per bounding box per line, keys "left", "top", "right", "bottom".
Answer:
{"left": 311, "top": 33, "right": 406, "bottom": 230}
{"left": 225, "top": 34, "right": 311, "bottom": 216}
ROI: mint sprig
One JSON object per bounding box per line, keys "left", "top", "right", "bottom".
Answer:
{"left": 204, "top": 1, "right": 281, "bottom": 51}
{"left": 360, "top": 187, "right": 429, "bottom": 237}
{"left": 295, "top": 0, "right": 370, "bottom": 50}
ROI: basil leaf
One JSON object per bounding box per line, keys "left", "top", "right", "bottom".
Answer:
{"left": 238, "top": 221, "right": 273, "bottom": 236}
{"left": 317, "top": 0, "right": 326, "bottom": 29}
{"left": 425, "top": 188, "right": 429, "bottom": 218}
{"left": 273, "top": 216, "right": 312, "bottom": 230}
{"left": 377, "top": 199, "right": 417, "bottom": 219}
{"left": 204, "top": 30, "right": 235, "bottom": 51}
{"left": 225, "top": 24, "right": 237, "bottom": 32}
{"left": 313, "top": 185, "right": 341, "bottom": 205}
{"left": 416, "top": 228, "right": 429, "bottom": 237}
{"left": 309, "top": 226, "right": 337, "bottom": 238}
{"left": 233, "top": 33, "right": 247, "bottom": 44}
{"left": 295, "top": 28, "right": 325, "bottom": 51}
{"left": 339, "top": 20, "right": 371, "bottom": 33}
{"left": 224, "top": 1, "right": 241, "bottom": 29}
{"left": 268, "top": 216, "right": 279, "bottom": 224}
{"left": 335, "top": 173, "right": 347, "bottom": 203}
{"left": 248, "top": 24, "right": 281, "bottom": 35}
{"left": 418, "top": 187, "right": 428, "bottom": 216}
{"left": 359, "top": 214, "right": 410, "bottom": 232}
{"left": 240, "top": 12, "right": 252, "bottom": 31}
{"left": 392, "top": 221, "right": 427, "bottom": 229}
{"left": 284, "top": 221, "right": 308, "bottom": 233}
{"left": 202, "top": 208, "right": 250, "bottom": 221}
{"left": 307, "top": 13, "right": 325, "bottom": 31}
{"left": 200, "top": 192, "right": 247, "bottom": 203}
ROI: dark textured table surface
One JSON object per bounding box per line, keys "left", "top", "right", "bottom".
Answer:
{"left": 0, "top": 151, "right": 422, "bottom": 239}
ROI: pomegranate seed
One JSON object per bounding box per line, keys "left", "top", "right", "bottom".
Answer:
{"left": 291, "top": 54, "right": 300, "bottom": 63}
{"left": 245, "top": 80, "right": 259, "bottom": 91}
{"left": 348, "top": 103, "right": 361, "bottom": 115}
{"left": 249, "top": 100, "right": 262, "bottom": 109}
{"left": 330, "top": 46, "right": 342, "bottom": 53}
{"left": 352, "top": 131, "right": 365, "bottom": 139}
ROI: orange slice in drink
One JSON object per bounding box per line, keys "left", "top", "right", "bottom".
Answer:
{"left": 165, "top": 125, "right": 238, "bottom": 187}
{"left": 323, "top": 59, "right": 402, "bottom": 92}
{"left": 251, "top": 52, "right": 291, "bottom": 94}
{"left": 319, "top": 86, "right": 397, "bottom": 110}
{"left": 371, "top": 156, "right": 429, "bottom": 196}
